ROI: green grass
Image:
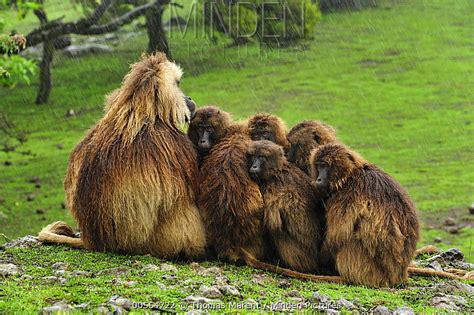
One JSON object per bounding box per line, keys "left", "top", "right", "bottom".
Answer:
{"left": 0, "top": 0, "right": 473, "bottom": 310}
{"left": 2, "top": 245, "right": 472, "bottom": 313}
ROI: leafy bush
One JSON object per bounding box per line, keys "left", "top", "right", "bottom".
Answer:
{"left": 0, "top": 34, "right": 36, "bottom": 88}
{"left": 200, "top": 0, "right": 321, "bottom": 46}
{"left": 319, "top": 0, "right": 377, "bottom": 12}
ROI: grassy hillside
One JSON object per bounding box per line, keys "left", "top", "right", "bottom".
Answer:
{"left": 1, "top": 0, "right": 472, "bottom": 259}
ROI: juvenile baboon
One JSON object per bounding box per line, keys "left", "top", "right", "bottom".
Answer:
{"left": 287, "top": 120, "right": 338, "bottom": 174}
{"left": 187, "top": 106, "right": 231, "bottom": 163}
{"left": 309, "top": 144, "right": 465, "bottom": 287}
{"left": 191, "top": 108, "right": 270, "bottom": 262}
{"left": 38, "top": 53, "right": 206, "bottom": 258}
{"left": 248, "top": 113, "right": 290, "bottom": 150}
{"left": 247, "top": 140, "right": 323, "bottom": 273}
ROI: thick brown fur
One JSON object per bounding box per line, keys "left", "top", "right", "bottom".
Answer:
{"left": 287, "top": 120, "right": 338, "bottom": 175}
{"left": 248, "top": 113, "right": 290, "bottom": 150}
{"left": 310, "top": 144, "right": 419, "bottom": 287}
{"left": 39, "top": 53, "right": 206, "bottom": 258}
{"left": 247, "top": 140, "right": 324, "bottom": 273}
{"left": 196, "top": 109, "right": 270, "bottom": 262}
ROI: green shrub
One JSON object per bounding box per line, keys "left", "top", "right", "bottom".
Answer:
{"left": 319, "top": 0, "right": 378, "bottom": 12}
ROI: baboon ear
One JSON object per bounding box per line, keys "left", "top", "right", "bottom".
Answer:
{"left": 313, "top": 132, "right": 321, "bottom": 143}
{"left": 347, "top": 152, "right": 356, "bottom": 163}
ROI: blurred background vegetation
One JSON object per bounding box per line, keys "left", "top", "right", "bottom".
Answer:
{"left": 0, "top": 0, "right": 473, "bottom": 261}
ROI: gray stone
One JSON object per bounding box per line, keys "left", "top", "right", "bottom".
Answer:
{"left": 286, "top": 289, "right": 301, "bottom": 298}
{"left": 278, "top": 278, "right": 291, "bottom": 288}
{"left": 26, "top": 193, "right": 35, "bottom": 201}
{"left": 40, "top": 301, "right": 73, "bottom": 314}
{"left": 52, "top": 262, "right": 68, "bottom": 270}
{"left": 0, "top": 263, "right": 20, "bottom": 276}
{"left": 309, "top": 291, "right": 331, "bottom": 304}
{"left": 372, "top": 305, "right": 390, "bottom": 315}
{"left": 434, "top": 236, "right": 442, "bottom": 243}
{"left": 393, "top": 306, "right": 415, "bottom": 315}
{"left": 444, "top": 217, "right": 456, "bottom": 226}
{"left": 160, "top": 263, "right": 178, "bottom": 273}
{"left": 3, "top": 235, "right": 42, "bottom": 249}
{"left": 108, "top": 296, "right": 133, "bottom": 310}
{"left": 337, "top": 298, "right": 355, "bottom": 310}
{"left": 190, "top": 262, "right": 223, "bottom": 276}
{"left": 143, "top": 263, "right": 160, "bottom": 271}
{"left": 326, "top": 309, "right": 340, "bottom": 315}
{"left": 97, "top": 267, "right": 129, "bottom": 276}
{"left": 431, "top": 280, "right": 474, "bottom": 294}
{"left": 427, "top": 261, "right": 443, "bottom": 271}
{"left": 71, "top": 270, "right": 90, "bottom": 277}
{"left": 63, "top": 44, "right": 113, "bottom": 58}
{"left": 199, "top": 285, "right": 223, "bottom": 299}
{"left": 219, "top": 285, "right": 241, "bottom": 297}
{"left": 429, "top": 294, "right": 466, "bottom": 311}
{"left": 41, "top": 276, "right": 67, "bottom": 285}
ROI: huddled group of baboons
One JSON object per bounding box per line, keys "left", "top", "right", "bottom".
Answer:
{"left": 39, "top": 53, "right": 470, "bottom": 288}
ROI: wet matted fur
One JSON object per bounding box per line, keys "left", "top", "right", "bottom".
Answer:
{"left": 39, "top": 53, "right": 206, "bottom": 258}
{"left": 310, "top": 144, "right": 419, "bottom": 287}
{"left": 248, "top": 113, "right": 290, "bottom": 150}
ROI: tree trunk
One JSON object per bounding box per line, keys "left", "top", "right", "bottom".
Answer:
{"left": 35, "top": 40, "right": 54, "bottom": 104}
{"left": 145, "top": 7, "right": 170, "bottom": 58}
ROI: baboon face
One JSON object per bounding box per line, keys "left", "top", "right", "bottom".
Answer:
{"left": 248, "top": 114, "right": 289, "bottom": 149}
{"left": 287, "top": 121, "right": 337, "bottom": 165}
{"left": 310, "top": 144, "right": 362, "bottom": 197}
{"left": 247, "top": 140, "right": 285, "bottom": 182}
{"left": 188, "top": 106, "right": 231, "bottom": 155}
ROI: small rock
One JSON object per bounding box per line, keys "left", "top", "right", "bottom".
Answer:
{"left": 444, "top": 217, "right": 456, "bottom": 226}
{"left": 155, "top": 281, "right": 166, "bottom": 290}
{"left": 143, "top": 263, "right": 160, "bottom": 271}
{"left": 0, "top": 263, "right": 20, "bottom": 276}
{"left": 338, "top": 298, "right": 355, "bottom": 310}
{"left": 36, "top": 209, "right": 45, "bottom": 215}
{"left": 286, "top": 289, "right": 301, "bottom": 298}
{"left": 429, "top": 294, "right": 466, "bottom": 311}
{"left": 469, "top": 203, "right": 474, "bottom": 215}
{"left": 214, "top": 275, "right": 229, "bottom": 286}
{"left": 431, "top": 281, "right": 474, "bottom": 294}
{"left": 445, "top": 226, "right": 459, "bottom": 234}
{"left": 219, "top": 285, "right": 241, "bottom": 297}
{"left": 96, "top": 306, "right": 109, "bottom": 313}
{"left": 372, "top": 305, "right": 390, "bottom": 315}
{"left": 326, "top": 310, "right": 340, "bottom": 315}
{"left": 66, "top": 109, "right": 76, "bottom": 117}
{"left": 21, "top": 274, "right": 34, "bottom": 280}
{"left": 162, "top": 274, "right": 176, "bottom": 280}
{"left": 4, "top": 160, "right": 12, "bottom": 166}
{"left": 53, "top": 262, "right": 68, "bottom": 270}
{"left": 393, "top": 306, "right": 415, "bottom": 315}
{"left": 190, "top": 262, "right": 223, "bottom": 276}
{"left": 252, "top": 273, "right": 271, "bottom": 285}
{"left": 434, "top": 237, "right": 442, "bottom": 243}
{"left": 3, "top": 235, "right": 42, "bottom": 249}
{"left": 71, "top": 270, "right": 90, "bottom": 277}
{"left": 40, "top": 301, "right": 73, "bottom": 314}
{"left": 199, "top": 285, "right": 223, "bottom": 299}
{"left": 110, "top": 297, "right": 133, "bottom": 310}
{"left": 63, "top": 44, "right": 113, "bottom": 58}
{"left": 160, "top": 263, "right": 178, "bottom": 273}
{"left": 427, "top": 261, "right": 443, "bottom": 271}
{"left": 309, "top": 291, "right": 331, "bottom": 304}
{"left": 56, "top": 144, "right": 64, "bottom": 150}
{"left": 184, "top": 295, "right": 222, "bottom": 304}
{"left": 278, "top": 278, "right": 291, "bottom": 288}
{"left": 122, "top": 280, "right": 137, "bottom": 287}
{"left": 26, "top": 193, "right": 35, "bottom": 201}
{"left": 41, "top": 276, "right": 67, "bottom": 285}
{"left": 54, "top": 270, "right": 69, "bottom": 277}
{"left": 75, "top": 302, "right": 90, "bottom": 309}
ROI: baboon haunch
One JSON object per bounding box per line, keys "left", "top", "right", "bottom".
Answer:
{"left": 187, "top": 106, "right": 231, "bottom": 162}
{"left": 287, "top": 120, "right": 338, "bottom": 175}
{"left": 310, "top": 144, "right": 420, "bottom": 287}
{"left": 190, "top": 107, "right": 270, "bottom": 262}
{"left": 248, "top": 113, "right": 290, "bottom": 150}
{"left": 39, "top": 53, "right": 206, "bottom": 258}
{"left": 247, "top": 140, "right": 323, "bottom": 273}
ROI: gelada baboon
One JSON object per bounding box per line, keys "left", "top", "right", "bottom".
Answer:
{"left": 187, "top": 106, "right": 231, "bottom": 162}
{"left": 310, "top": 144, "right": 464, "bottom": 286}
{"left": 190, "top": 107, "right": 270, "bottom": 262}
{"left": 248, "top": 113, "right": 290, "bottom": 150}
{"left": 38, "top": 53, "right": 206, "bottom": 258}
{"left": 287, "top": 120, "right": 338, "bottom": 175}
{"left": 247, "top": 140, "right": 323, "bottom": 273}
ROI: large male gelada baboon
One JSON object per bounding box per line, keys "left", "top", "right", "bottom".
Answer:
{"left": 247, "top": 140, "right": 323, "bottom": 273}
{"left": 287, "top": 120, "right": 338, "bottom": 175}
{"left": 38, "top": 53, "right": 206, "bottom": 258}
{"left": 248, "top": 113, "right": 290, "bottom": 150}
{"left": 189, "top": 107, "right": 270, "bottom": 262}
{"left": 309, "top": 144, "right": 465, "bottom": 287}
